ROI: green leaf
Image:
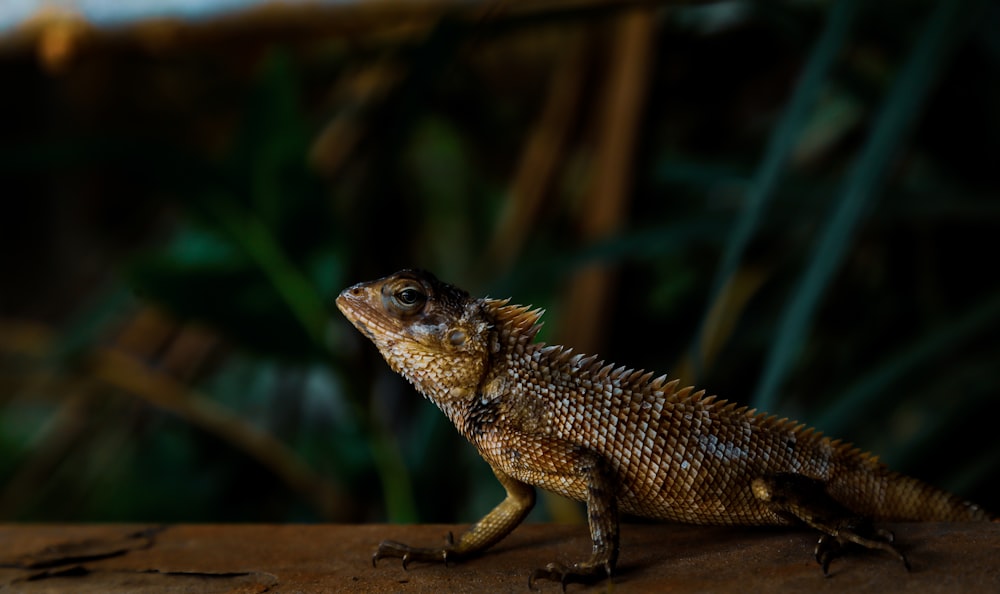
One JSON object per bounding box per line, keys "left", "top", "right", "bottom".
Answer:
{"left": 753, "top": 0, "right": 979, "bottom": 411}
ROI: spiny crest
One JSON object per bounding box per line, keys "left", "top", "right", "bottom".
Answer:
{"left": 551, "top": 346, "right": 579, "bottom": 365}
{"left": 670, "top": 391, "right": 768, "bottom": 424}
{"left": 498, "top": 321, "right": 754, "bottom": 409}
{"left": 750, "top": 411, "right": 884, "bottom": 467}
{"left": 482, "top": 298, "right": 545, "bottom": 342}
{"left": 651, "top": 376, "right": 679, "bottom": 393}
{"left": 699, "top": 393, "right": 718, "bottom": 407}
{"left": 632, "top": 370, "right": 655, "bottom": 385}
{"left": 609, "top": 365, "right": 630, "bottom": 381}
{"left": 596, "top": 364, "right": 615, "bottom": 379}
{"left": 558, "top": 354, "right": 705, "bottom": 400}
{"left": 674, "top": 386, "right": 696, "bottom": 400}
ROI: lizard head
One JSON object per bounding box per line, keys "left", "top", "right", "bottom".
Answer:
{"left": 336, "top": 269, "right": 492, "bottom": 403}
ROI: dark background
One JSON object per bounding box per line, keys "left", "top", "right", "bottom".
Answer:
{"left": 1, "top": 0, "right": 998, "bottom": 525}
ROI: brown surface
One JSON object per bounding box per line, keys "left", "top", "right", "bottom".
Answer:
{"left": 0, "top": 522, "right": 997, "bottom": 592}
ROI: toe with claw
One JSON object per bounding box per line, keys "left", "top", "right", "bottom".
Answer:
{"left": 527, "top": 559, "right": 612, "bottom": 591}
{"left": 814, "top": 523, "right": 909, "bottom": 575}
{"left": 372, "top": 532, "right": 459, "bottom": 570}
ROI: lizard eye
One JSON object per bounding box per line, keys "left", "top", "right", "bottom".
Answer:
{"left": 386, "top": 283, "right": 427, "bottom": 314}
{"left": 396, "top": 288, "right": 422, "bottom": 306}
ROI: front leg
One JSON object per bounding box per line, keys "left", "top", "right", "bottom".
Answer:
{"left": 373, "top": 466, "right": 535, "bottom": 568}
{"left": 529, "top": 451, "right": 619, "bottom": 590}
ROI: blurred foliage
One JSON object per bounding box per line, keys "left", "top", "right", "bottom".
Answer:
{"left": 1, "top": 0, "right": 999, "bottom": 527}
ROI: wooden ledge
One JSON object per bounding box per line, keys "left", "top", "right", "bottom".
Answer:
{"left": 1, "top": 522, "right": 997, "bottom": 592}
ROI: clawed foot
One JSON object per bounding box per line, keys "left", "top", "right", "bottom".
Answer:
{"left": 528, "top": 559, "right": 612, "bottom": 591}
{"left": 751, "top": 473, "right": 911, "bottom": 576}
{"left": 372, "top": 532, "right": 459, "bottom": 570}
{"left": 814, "top": 523, "right": 909, "bottom": 575}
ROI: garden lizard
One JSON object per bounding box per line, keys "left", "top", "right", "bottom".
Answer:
{"left": 336, "top": 269, "right": 994, "bottom": 589}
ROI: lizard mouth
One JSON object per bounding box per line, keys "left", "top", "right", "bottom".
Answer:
{"left": 336, "top": 285, "right": 372, "bottom": 330}
{"left": 336, "top": 282, "right": 405, "bottom": 347}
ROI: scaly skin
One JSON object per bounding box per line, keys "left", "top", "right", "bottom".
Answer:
{"left": 336, "top": 269, "right": 994, "bottom": 588}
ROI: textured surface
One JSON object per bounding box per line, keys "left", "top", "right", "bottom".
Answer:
{"left": 1, "top": 523, "right": 998, "bottom": 593}
{"left": 336, "top": 270, "right": 994, "bottom": 583}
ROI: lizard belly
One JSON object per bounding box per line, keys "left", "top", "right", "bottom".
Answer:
{"left": 474, "top": 426, "right": 787, "bottom": 526}
{"left": 590, "top": 418, "right": 798, "bottom": 525}
{"left": 615, "top": 461, "right": 787, "bottom": 526}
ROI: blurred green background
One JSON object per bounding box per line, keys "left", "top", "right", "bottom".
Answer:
{"left": 1, "top": 0, "right": 998, "bottom": 526}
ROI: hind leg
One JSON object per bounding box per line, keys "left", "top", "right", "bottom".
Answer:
{"left": 751, "top": 473, "right": 909, "bottom": 574}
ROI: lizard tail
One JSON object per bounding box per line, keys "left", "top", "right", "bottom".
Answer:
{"left": 873, "top": 472, "right": 995, "bottom": 522}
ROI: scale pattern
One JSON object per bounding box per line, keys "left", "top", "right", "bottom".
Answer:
{"left": 336, "top": 269, "right": 994, "bottom": 583}
{"left": 460, "top": 298, "right": 989, "bottom": 525}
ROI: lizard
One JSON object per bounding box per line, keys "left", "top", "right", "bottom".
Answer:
{"left": 335, "top": 268, "right": 995, "bottom": 589}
